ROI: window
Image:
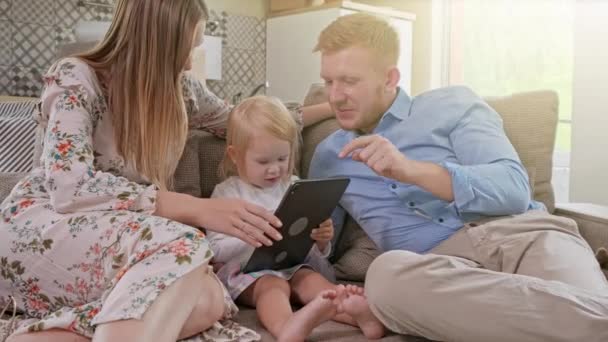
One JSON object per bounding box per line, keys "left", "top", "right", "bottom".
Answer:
{"left": 446, "top": 0, "right": 574, "bottom": 202}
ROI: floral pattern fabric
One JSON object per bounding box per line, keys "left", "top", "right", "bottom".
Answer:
{"left": 0, "top": 58, "right": 258, "bottom": 341}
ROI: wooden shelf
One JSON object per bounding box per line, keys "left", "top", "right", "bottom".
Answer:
{"left": 268, "top": 0, "right": 416, "bottom": 21}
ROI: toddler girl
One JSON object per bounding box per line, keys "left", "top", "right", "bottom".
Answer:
{"left": 207, "top": 96, "right": 383, "bottom": 341}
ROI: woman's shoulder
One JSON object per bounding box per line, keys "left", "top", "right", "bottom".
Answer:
{"left": 44, "top": 57, "right": 101, "bottom": 92}
{"left": 181, "top": 71, "right": 206, "bottom": 101}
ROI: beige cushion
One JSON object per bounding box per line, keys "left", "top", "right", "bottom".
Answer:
{"left": 173, "top": 131, "right": 203, "bottom": 197}
{"left": 301, "top": 84, "right": 559, "bottom": 281}
{"left": 332, "top": 216, "right": 381, "bottom": 281}
{"left": 302, "top": 85, "right": 558, "bottom": 211}
{"left": 191, "top": 131, "right": 227, "bottom": 198}
{"left": 485, "top": 91, "right": 558, "bottom": 213}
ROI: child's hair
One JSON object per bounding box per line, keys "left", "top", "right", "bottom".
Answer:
{"left": 221, "top": 95, "right": 300, "bottom": 179}
{"left": 314, "top": 12, "right": 400, "bottom": 68}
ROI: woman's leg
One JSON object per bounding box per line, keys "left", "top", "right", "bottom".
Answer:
{"left": 93, "top": 264, "right": 219, "bottom": 342}
{"left": 7, "top": 329, "right": 90, "bottom": 342}
{"left": 8, "top": 266, "right": 223, "bottom": 342}
{"left": 177, "top": 267, "right": 225, "bottom": 339}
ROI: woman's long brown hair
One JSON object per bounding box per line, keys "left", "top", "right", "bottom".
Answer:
{"left": 78, "top": 0, "right": 208, "bottom": 190}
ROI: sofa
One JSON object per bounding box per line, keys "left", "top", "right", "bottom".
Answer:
{"left": 1, "top": 87, "right": 607, "bottom": 341}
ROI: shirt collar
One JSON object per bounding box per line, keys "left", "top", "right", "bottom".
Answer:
{"left": 382, "top": 87, "right": 412, "bottom": 122}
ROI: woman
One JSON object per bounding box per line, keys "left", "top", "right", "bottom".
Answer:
{"left": 0, "top": 1, "right": 332, "bottom": 341}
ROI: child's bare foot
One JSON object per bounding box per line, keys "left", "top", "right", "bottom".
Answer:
{"left": 277, "top": 289, "right": 340, "bottom": 342}
{"left": 342, "top": 285, "right": 386, "bottom": 339}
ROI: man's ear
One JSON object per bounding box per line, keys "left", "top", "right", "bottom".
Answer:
{"left": 385, "top": 66, "right": 400, "bottom": 91}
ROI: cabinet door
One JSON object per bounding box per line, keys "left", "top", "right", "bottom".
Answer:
{"left": 266, "top": 8, "right": 342, "bottom": 102}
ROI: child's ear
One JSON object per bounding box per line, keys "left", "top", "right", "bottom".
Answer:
{"left": 227, "top": 145, "right": 238, "bottom": 164}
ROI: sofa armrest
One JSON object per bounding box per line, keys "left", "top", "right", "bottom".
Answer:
{"left": 554, "top": 203, "right": 608, "bottom": 252}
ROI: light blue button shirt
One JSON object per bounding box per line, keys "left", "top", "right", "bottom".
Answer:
{"left": 309, "top": 86, "right": 544, "bottom": 254}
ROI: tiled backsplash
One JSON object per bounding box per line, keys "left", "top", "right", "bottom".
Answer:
{"left": 0, "top": 0, "right": 266, "bottom": 102}
{"left": 206, "top": 10, "right": 267, "bottom": 102}
{"left": 0, "top": 0, "right": 113, "bottom": 97}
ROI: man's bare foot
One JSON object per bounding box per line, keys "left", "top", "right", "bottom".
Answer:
{"left": 277, "top": 290, "right": 340, "bottom": 342}
{"left": 342, "top": 285, "right": 386, "bottom": 339}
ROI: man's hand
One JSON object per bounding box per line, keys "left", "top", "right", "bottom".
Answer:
{"left": 339, "top": 134, "right": 454, "bottom": 202}
{"left": 311, "top": 219, "right": 334, "bottom": 253}
{"left": 339, "top": 134, "right": 411, "bottom": 182}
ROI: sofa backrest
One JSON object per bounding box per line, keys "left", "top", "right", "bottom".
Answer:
{"left": 299, "top": 84, "right": 558, "bottom": 213}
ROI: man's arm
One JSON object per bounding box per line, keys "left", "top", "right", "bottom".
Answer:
{"left": 340, "top": 103, "right": 531, "bottom": 216}
{"left": 442, "top": 103, "right": 532, "bottom": 215}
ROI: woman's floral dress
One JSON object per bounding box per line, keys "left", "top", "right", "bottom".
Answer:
{"left": 0, "top": 58, "right": 259, "bottom": 341}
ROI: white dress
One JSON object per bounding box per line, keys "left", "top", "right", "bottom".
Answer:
{"left": 208, "top": 176, "right": 336, "bottom": 299}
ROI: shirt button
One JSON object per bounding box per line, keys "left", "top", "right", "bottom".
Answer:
{"left": 391, "top": 184, "right": 397, "bottom": 189}
{"left": 438, "top": 218, "right": 444, "bottom": 223}
{"left": 408, "top": 201, "right": 415, "bottom": 207}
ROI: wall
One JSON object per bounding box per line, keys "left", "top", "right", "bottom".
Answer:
{"left": 0, "top": 0, "right": 114, "bottom": 97}
{"left": 354, "top": 0, "right": 435, "bottom": 95}
{"left": 570, "top": 0, "right": 608, "bottom": 205}
{"left": 204, "top": 8, "right": 266, "bottom": 102}
{"left": 0, "top": 0, "right": 267, "bottom": 103}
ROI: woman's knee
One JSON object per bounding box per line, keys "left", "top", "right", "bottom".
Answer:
{"left": 188, "top": 271, "right": 225, "bottom": 330}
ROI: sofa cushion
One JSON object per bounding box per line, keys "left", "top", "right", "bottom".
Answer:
{"left": 301, "top": 85, "right": 557, "bottom": 211}
{"left": 172, "top": 131, "right": 204, "bottom": 197}
{"left": 484, "top": 91, "right": 558, "bottom": 213}
{"left": 190, "top": 130, "right": 227, "bottom": 198}
{"left": 0, "top": 172, "right": 28, "bottom": 203}
{"left": 300, "top": 84, "right": 559, "bottom": 281}
{"left": 331, "top": 216, "right": 381, "bottom": 281}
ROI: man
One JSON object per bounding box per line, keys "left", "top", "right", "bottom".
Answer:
{"left": 309, "top": 13, "right": 608, "bottom": 342}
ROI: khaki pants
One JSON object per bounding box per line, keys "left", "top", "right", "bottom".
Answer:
{"left": 365, "top": 210, "right": 608, "bottom": 342}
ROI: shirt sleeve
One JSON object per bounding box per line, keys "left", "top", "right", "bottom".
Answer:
{"left": 40, "top": 59, "right": 158, "bottom": 214}
{"left": 182, "top": 72, "right": 231, "bottom": 138}
{"left": 310, "top": 241, "right": 332, "bottom": 258}
{"left": 444, "top": 102, "right": 532, "bottom": 215}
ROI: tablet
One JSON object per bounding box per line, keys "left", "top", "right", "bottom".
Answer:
{"left": 242, "top": 177, "right": 350, "bottom": 274}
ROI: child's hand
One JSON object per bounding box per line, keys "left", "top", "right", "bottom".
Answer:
{"left": 311, "top": 219, "right": 334, "bottom": 253}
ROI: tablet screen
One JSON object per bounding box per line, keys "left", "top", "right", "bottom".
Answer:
{"left": 242, "top": 177, "right": 350, "bottom": 273}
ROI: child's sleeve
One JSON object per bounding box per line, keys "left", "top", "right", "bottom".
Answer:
{"left": 310, "top": 242, "right": 332, "bottom": 259}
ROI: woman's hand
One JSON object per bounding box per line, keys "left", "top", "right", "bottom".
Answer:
{"left": 196, "top": 198, "right": 283, "bottom": 247}
{"left": 154, "top": 191, "right": 283, "bottom": 247}
{"left": 311, "top": 219, "right": 334, "bottom": 253}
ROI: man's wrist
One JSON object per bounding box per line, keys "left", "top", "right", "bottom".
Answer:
{"left": 397, "top": 158, "right": 421, "bottom": 184}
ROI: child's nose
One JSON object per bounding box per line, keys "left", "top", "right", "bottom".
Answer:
{"left": 268, "top": 164, "right": 280, "bottom": 174}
